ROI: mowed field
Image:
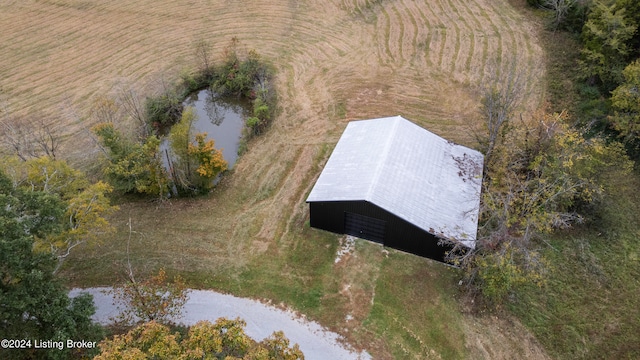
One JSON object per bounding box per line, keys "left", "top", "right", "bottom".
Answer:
{"left": 1, "top": 0, "right": 549, "bottom": 358}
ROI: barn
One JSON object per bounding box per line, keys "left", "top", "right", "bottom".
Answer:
{"left": 306, "top": 116, "right": 484, "bottom": 262}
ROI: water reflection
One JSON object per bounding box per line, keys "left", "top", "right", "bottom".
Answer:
{"left": 180, "top": 89, "right": 251, "bottom": 168}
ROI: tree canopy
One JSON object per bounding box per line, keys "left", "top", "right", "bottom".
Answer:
{"left": 95, "top": 318, "right": 304, "bottom": 360}
{"left": 1, "top": 156, "right": 118, "bottom": 273}
{"left": 610, "top": 60, "right": 640, "bottom": 145}
{"left": 579, "top": 1, "right": 637, "bottom": 90}
{"left": 0, "top": 170, "right": 103, "bottom": 360}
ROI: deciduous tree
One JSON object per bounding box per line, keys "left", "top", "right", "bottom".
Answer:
{"left": 476, "top": 60, "right": 526, "bottom": 169}
{"left": 451, "top": 111, "right": 633, "bottom": 304}
{"left": 1, "top": 156, "right": 119, "bottom": 273}
{"left": 580, "top": 1, "right": 637, "bottom": 90}
{"left": 95, "top": 318, "right": 304, "bottom": 360}
{"left": 110, "top": 268, "right": 188, "bottom": 326}
{"left": 48, "top": 181, "right": 117, "bottom": 273}
{"left": 542, "top": 0, "right": 578, "bottom": 30}
{"left": 188, "top": 133, "right": 227, "bottom": 190}
{"left": 0, "top": 170, "right": 104, "bottom": 360}
{"left": 610, "top": 59, "right": 640, "bottom": 145}
{"left": 168, "top": 107, "right": 228, "bottom": 193}
{"left": 93, "top": 122, "right": 170, "bottom": 197}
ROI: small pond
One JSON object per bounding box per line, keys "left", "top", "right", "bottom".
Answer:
{"left": 160, "top": 89, "right": 251, "bottom": 169}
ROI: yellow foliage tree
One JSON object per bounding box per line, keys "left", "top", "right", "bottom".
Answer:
{"left": 454, "top": 110, "right": 633, "bottom": 304}
{"left": 168, "top": 107, "right": 228, "bottom": 192}
{"left": 110, "top": 268, "right": 187, "bottom": 326}
{"left": 0, "top": 155, "right": 119, "bottom": 274}
{"left": 95, "top": 318, "right": 304, "bottom": 360}
{"left": 46, "top": 181, "right": 118, "bottom": 273}
{"left": 188, "top": 133, "right": 227, "bottom": 189}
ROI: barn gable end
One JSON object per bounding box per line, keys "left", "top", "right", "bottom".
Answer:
{"left": 306, "top": 116, "right": 484, "bottom": 262}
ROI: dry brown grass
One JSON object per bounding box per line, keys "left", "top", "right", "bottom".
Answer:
{"left": 1, "top": 0, "right": 549, "bottom": 358}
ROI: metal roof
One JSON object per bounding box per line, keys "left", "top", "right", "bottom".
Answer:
{"left": 306, "top": 116, "right": 483, "bottom": 248}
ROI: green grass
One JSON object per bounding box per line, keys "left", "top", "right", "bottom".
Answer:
{"left": 508, "top": 172, "right": 640, "bottom": 359}
{"left": 538, "top": 29, "right": 582, "bottom": 115}
{"left": 364, "top": 251, "right": 467, "bottom": 359}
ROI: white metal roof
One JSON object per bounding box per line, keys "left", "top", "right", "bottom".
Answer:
{"left": 306, "top": 116, "right": 483, "bottom": 248}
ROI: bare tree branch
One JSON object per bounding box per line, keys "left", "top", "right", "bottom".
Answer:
{"left": 477, "top": 59, "right": 527, "bottom": 170}
{"left": 541, "top": 0, "right": 578, "bottom": 30}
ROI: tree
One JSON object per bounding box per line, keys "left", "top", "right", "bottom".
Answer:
{"left": 93, "top": 122, "right": 170, "bottom": 197}
{"left": 193, "top": 39, "right": 214, "bottom": 78}
{"left": 188, "top": 133, "right": 227, "bottom": 190}
{"left": 610, "top": 59, "right": 640, "bottom": 145}
{"left": 615, "top": 0, "right": 640, "bottom": 59}
{"left": 47, "top": 181, "right": 117, "bottom": 273}
{"left": 94, "top": 318, "right": 304, "bottom": 359}
{"left": 476, "top": 60, "right": 526, "bottom": 169}
{"left": 115, "top": 84, "right": 150, "bottom": 139}
{"left": 1, "top": 156, "right": 119, "bottom": 273}
{"left": 23, "top": 156, "right": 89, "bottom": 199}
{"left": 110, "top": 268, "right": 188, "bottom": 326}
{"left": 0, "top": 170, "right": 104, "bottom": 360}
{"left": 542, "top": 0, "right": 578, "bottom": 30}
{"left": 0, "top": 109, "right": 61, "bottom": 161}
{"left": 579, "top": 1, "right": 637, "bottom": 90}
{"left": 168, "top": 107, "right": 228, "bottom": 193}
{"left": 168, "top": 106, "right": 196, "bottom": 189}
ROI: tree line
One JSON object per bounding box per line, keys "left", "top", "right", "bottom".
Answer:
{"left": 530, "top": 0, "right": 640, "bottom": 154}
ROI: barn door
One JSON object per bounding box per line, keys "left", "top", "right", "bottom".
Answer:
{"left": 344, "top": 212, "right": 386, "bottom": 244}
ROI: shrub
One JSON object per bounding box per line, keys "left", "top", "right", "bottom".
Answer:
{"left": 145, "top": 91, "right": 183, "bottom": 128}
{"left": 93, "top": 123, "right": 170, "bottom": 197}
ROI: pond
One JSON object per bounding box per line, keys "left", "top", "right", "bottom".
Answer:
{"left": 160, "top": 89, "right": 251, "bottom": 170}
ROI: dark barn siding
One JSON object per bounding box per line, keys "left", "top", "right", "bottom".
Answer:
{"left": 308, "top": 201, "right": 450, "bottom": 262}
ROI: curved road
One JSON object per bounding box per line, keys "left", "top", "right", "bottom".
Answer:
{"left": 70, "top": 288, "right": 371, "bottom": 360}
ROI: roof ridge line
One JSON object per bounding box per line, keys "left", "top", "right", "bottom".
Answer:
{"left": 366, "top": 116, "right": 402, "bottom": 200}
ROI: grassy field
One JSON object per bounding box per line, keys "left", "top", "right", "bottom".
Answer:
{"left": 1, "top": 0, "right": 550, "bottom": 358}
{"left": 509, "top": 172, "right": 640, "bottom": 359}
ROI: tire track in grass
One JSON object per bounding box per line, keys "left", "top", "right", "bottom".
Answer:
{"left": 401, "top": 0, "right": 419, "bottom": 64}
{"left": 446, "top": 0, "right": 480, "bottom": 82}
{"left": 453, "top": 0, "right": 486, "bottom": 83}
{"left": 442, "top": 0, "right": 464, "bottom": 75}
{"left": 433, "top": 0, "right": 461, "bottom": 75}
{"left": 482, "top": 0, "right": 542, "bottom": 109}
{"left": 389, "top": 4, "right": 406, "bottom": 66}
{"left": 419, "top": 0, "right": 448, "bottom": 69}
{"left": 474, "top": 2, "right": 502, "bottom": 83}
{"left": 377, "top": 5, "right": 394, "bottom": 65}
{"left": 410, "top": 0, "right": 433, "bottom": 67}
{"left": 484, "top": 0, "right": 518, "bottom": 71}
{"left": 425, "top": 0, "right": 450, "bottom": 72}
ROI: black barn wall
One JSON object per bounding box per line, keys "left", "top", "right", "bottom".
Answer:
{"left": 308, "top": 201, "right": 450, "bottom": 262}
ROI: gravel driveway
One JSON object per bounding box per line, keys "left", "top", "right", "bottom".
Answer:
{"left": 70, "top": 288, "right": 371, "bottom": 360}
